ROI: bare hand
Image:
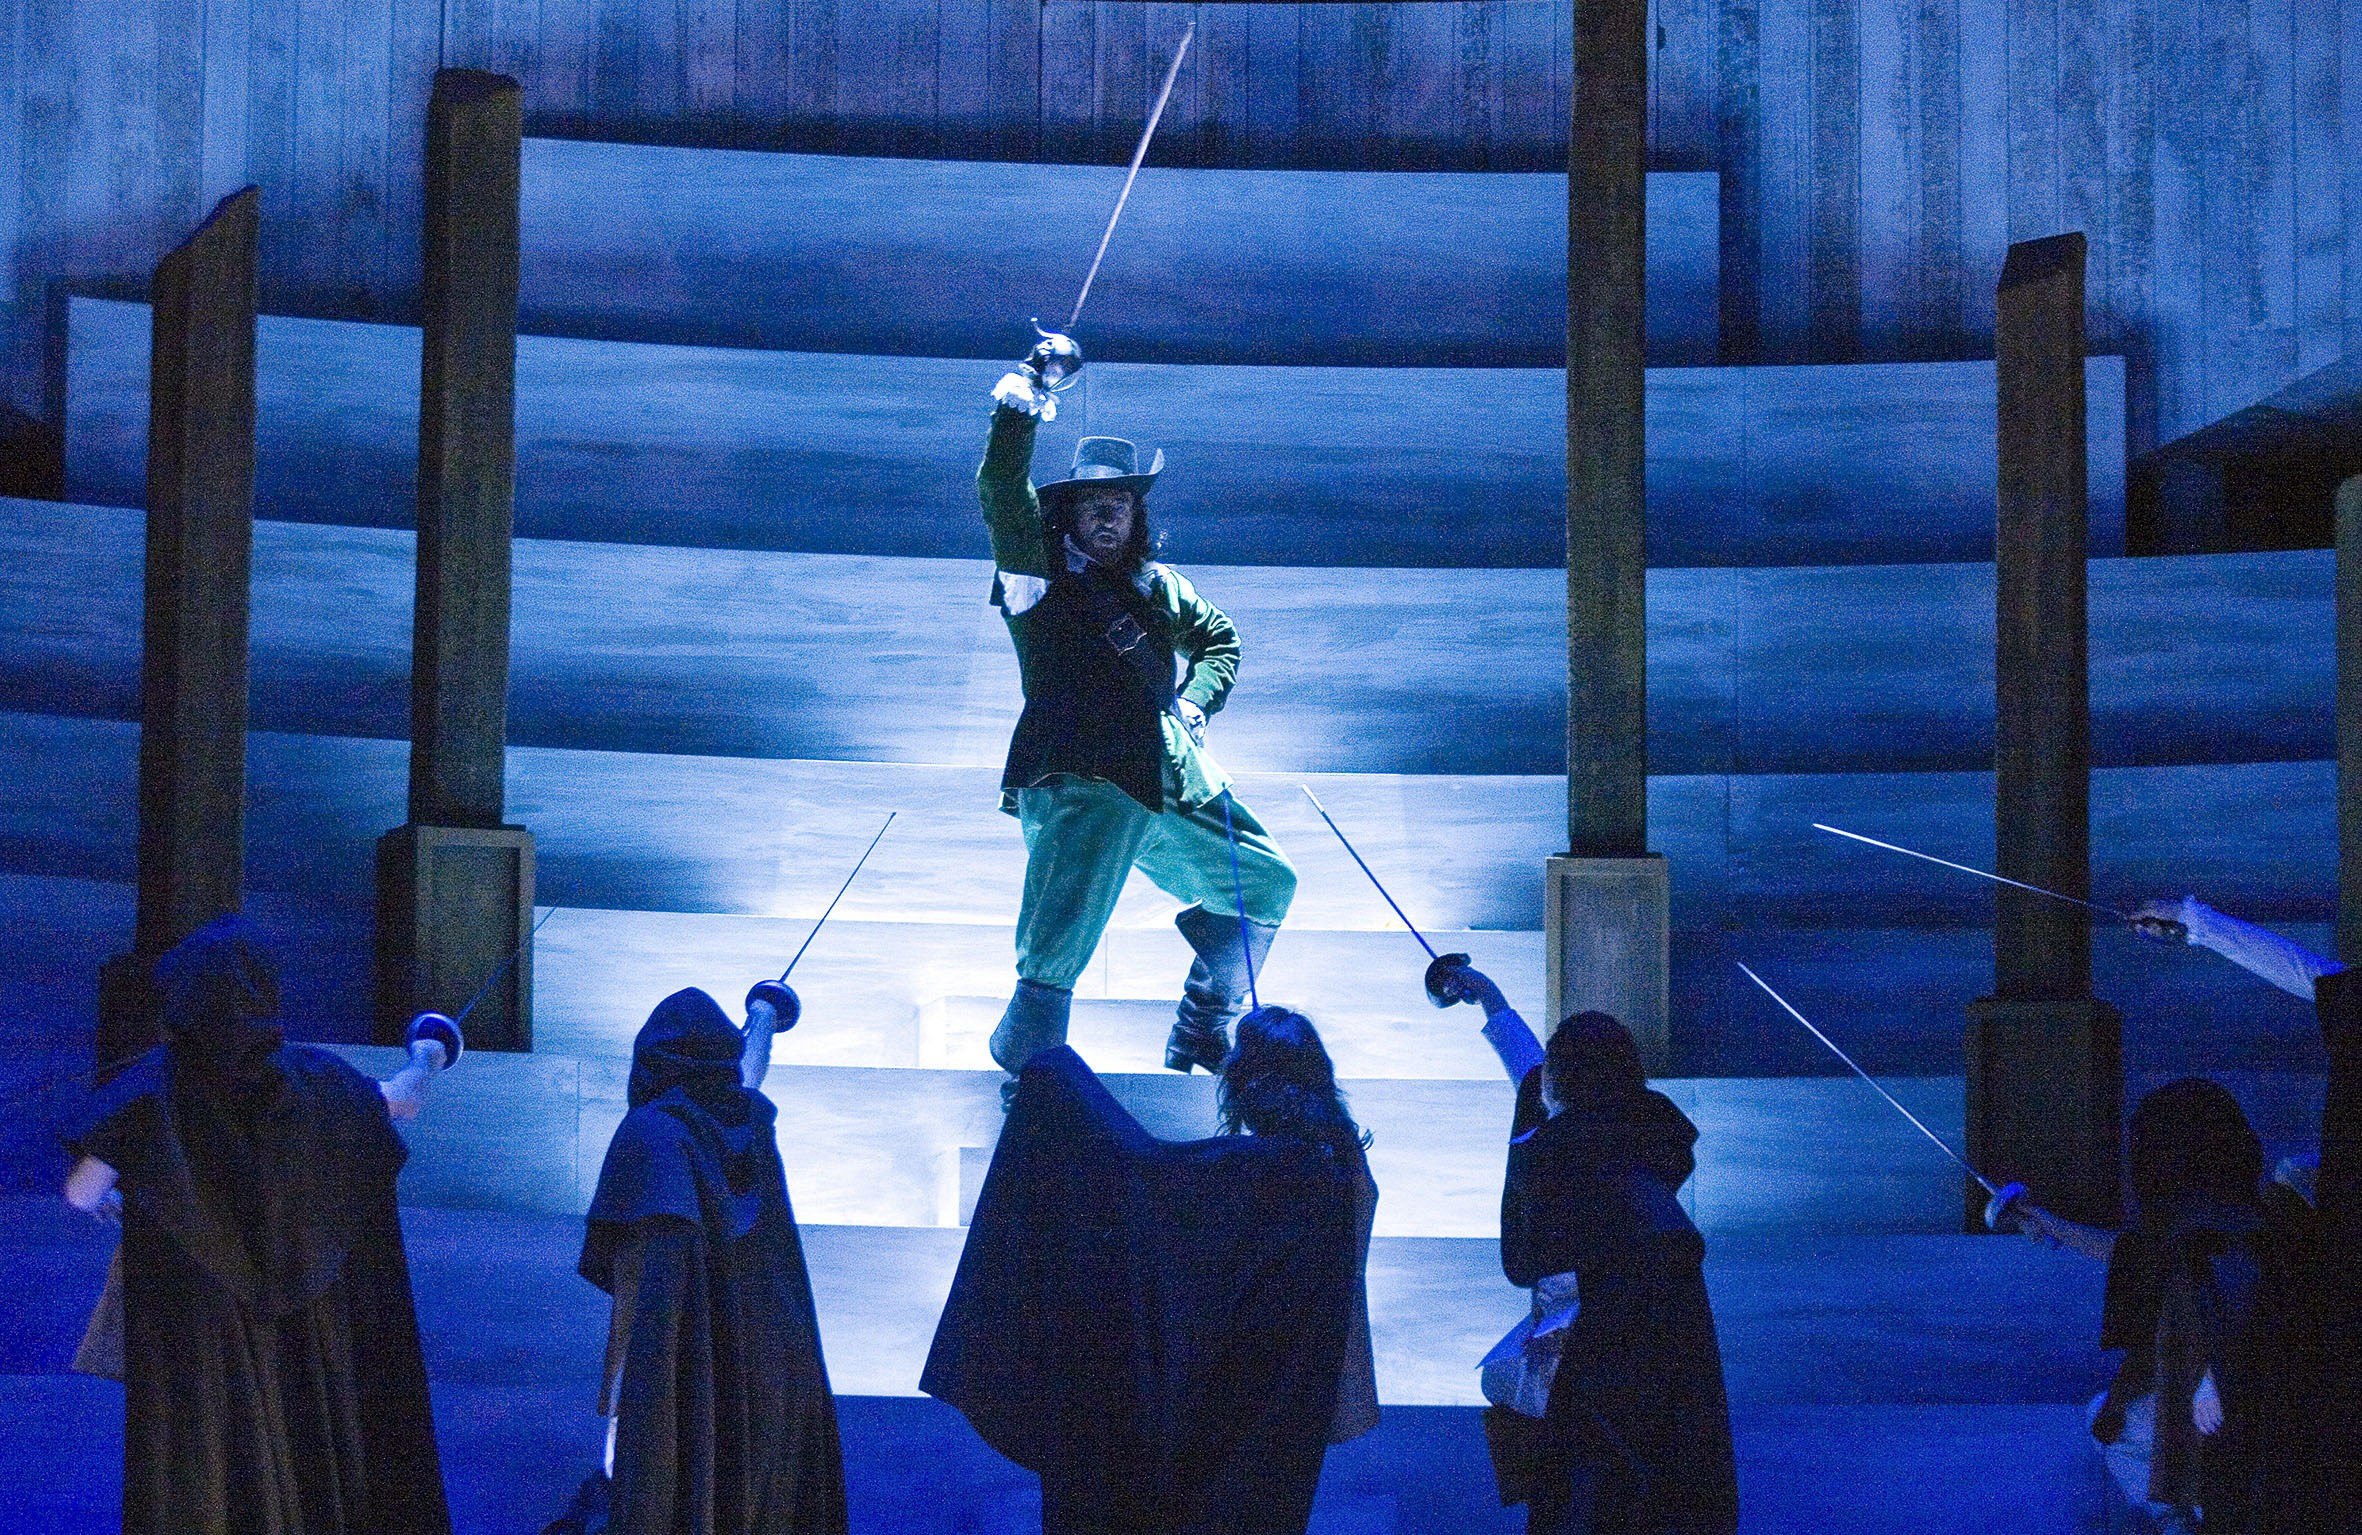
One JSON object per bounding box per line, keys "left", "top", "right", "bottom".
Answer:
{"left": 1171, "top": 698, "right": 1208, "bottom": 746}
{"left": 2130, "top": 899, "right": 2189, "bottom": 945}
{"left": 2192, "top": 1370, "right": 2223, "bottom": 1435}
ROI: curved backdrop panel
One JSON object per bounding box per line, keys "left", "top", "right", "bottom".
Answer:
{"left": 64, "top": 299, "right": 2126, "bottom": 568}
{"left": 518, "top": 142, "right": 1722, "bottom": 368}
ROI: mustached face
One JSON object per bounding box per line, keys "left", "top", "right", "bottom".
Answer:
{"left": 1068, "top": 488, "right": 1137, "bottom": 564}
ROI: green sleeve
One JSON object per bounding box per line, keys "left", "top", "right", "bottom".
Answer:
{"left": 1163, "top": 569, "right": 1241, "bottom": 715}
{"left": 978, "top": 406, "right": 1050, "bottom": 579}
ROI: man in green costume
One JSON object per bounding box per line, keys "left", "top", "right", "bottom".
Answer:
{"left": 978, "top": 359, "right": 1295, "bottom": 1090}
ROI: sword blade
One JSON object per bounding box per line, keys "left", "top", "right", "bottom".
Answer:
{"left": 454, "top": 905, "right": 564, "bottom": 1026}
{"left": 1812, "top": 823, "right": 2128, "bottom": 921}
{"left": 1735, "top": 961, "right": 2001, "bottom": 1198}
{"left": 1300, "top": 784, "right": 1438, "bottom": 959}
{"left": 1068, "top": 22, "right": 1196, "bottom": 332}
{"left": 779, "top": 812, "right": 898, "bottom": 982}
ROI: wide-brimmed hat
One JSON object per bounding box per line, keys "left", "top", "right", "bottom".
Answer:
{"left": 1037, "top": 436, "right": 1164, "bottom": 507}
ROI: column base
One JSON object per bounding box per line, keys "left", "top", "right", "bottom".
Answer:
{"left": 376, "top": 822, "right": 536, "bottom": 1051}
{"left": 1544, "top": 854, "right": 1671, "bottom": 1073}
{"left": 1964, "top": 993, "right": 2122, "bottom": 1231}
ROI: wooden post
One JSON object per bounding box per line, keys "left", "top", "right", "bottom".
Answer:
{"left": 95, "top": 190, "right": 261, "bottom": 1072}
{"left": 1547, "top": 0, "right": 1668, "bottom": 1068}
{"left": 1965, "top": 233, "right": 2121, "bottom": 1230}
{"left": 2340, "top": 476, "right": 2362, "bottom": 967}
{"left": 376, "top": 71, "right": 536, "bottom": 1050}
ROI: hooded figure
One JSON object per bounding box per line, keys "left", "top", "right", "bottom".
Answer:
{"left": 1495, "top": 1013, "right": 1739, "bottom": 1535}
{"left": 2089, "top": 1078, "right": 2321, "bottom": 1531}
{"left": 63, "top": 916, "right": 451, "bottom": 1535}
{"left": 580, "top": 987, "right": 846, "bottom": 1535}
{"left": 922, "top": 1043, "right": 1373, "bottom": 1535}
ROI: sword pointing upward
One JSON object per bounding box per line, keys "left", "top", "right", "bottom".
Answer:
{"left": 1301, "top": 784, "right": 1438, "bottom": 960}
{"left": 1734, "top": 962, "right": 2029, "bottom": 1231}
{"left": 1066, "top": 22, "right": 1196, "bottom": 333}
{"left": 776, "top": 812, "right": 898, "bottom": 984}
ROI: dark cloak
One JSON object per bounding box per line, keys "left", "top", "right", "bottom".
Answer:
{"left": 2093, "top": 1075, "right": 2337, "bottom": 1534}
{"left": 1496, "top": 1066, "right": 1740, "bottom": 1535}
{"left": 580, "top": 987, "right": 846, "bottom": 1535}
{"left": 66, "top": 916, "right": 450, "bottom": 1535}
{"left": 921, "top": 1046, "right": 1360, "bottom": 1535}
{"left": 2316, "top": 970, "right": 2362, "bottom": 1533}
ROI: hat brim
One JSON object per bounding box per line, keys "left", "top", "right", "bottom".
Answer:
{"left": 1037, "top": 471, "right": 1159, "bottom": 505}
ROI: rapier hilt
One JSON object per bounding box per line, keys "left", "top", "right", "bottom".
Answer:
{"left": 745, "top": 979, "right": 802, "bottom": 1033}
{"left": 1022, "top": 323, "right": 1083, "bottom": 394}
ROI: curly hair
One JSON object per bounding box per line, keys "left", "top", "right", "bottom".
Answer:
{"left": 1216, "top": 1005, "right": 1370, "bottom": 1168}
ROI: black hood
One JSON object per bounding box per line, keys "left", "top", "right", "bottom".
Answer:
{"left": 156, "top": 915, "right": 286, "bottom": 1090}
{"left": 627, "top": 988, "right": 745, "bottom": 1113}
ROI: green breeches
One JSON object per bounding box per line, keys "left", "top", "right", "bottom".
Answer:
{"left": 1013, "top": 777, "right": 1296, "bottom": 989}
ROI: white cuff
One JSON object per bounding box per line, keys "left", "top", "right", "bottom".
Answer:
{"left": 996, "top": 571, "right": 1048, "bottom": 616}
{"left": 991, "top": 371, "right": 1055, "bottom": 421}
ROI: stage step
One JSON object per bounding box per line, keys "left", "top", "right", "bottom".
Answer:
{"left": 0, "top": 502, "right": 2324, "bottom": 777}
{"left": 0, "top": 708, "right": 2335, "bottom": 936}
{"left": 0, "top": 721, "right": 2337, "bottom": 1080}
{"left": 516, "top": 144, "right": 1721, "bottom": 370}
{"left": 64, "top": 301, "right": 2126, "bottom": 567}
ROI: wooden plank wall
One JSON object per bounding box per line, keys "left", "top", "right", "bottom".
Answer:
{"left": 3, "top": 0, "right": 2358, "bottom": 456}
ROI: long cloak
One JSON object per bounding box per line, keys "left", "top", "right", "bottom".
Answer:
{"left": 1498, "top": 1068, "right": 1739, "bottom": 1535}
{"left": 581, "top": 988, "right": 846, "bottom": 1535}
{"left": 921, "top": 1046, "right": 1364, "bottom": 1535}
{"left": 2294, "top": 970, "right": 2362, "bottom": 1532}
{"left": 68, "top": 920, "right": 450, "bottom": 1535}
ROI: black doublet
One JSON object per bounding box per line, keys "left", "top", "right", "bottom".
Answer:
{"left": 999, "top": 556, "right": 1179, "bottom": 812}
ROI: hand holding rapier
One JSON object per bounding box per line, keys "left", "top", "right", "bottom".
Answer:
{"left": 740, "top": 980, "right": 799, "bottom": 1088}
{"left": 2129, "top": 898, "right": 2191, "bottom": 945}
{"left": 381, "top": 1011, "right": 465, "bottom": 1120}
{"left": 1425, "top": 953, "right": 1503, "bottom": 1012}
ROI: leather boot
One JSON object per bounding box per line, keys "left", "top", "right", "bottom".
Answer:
{"left": 1165, "top": 905, "right": 1279, "bottom": 1074}
{"left": 991, "top": 978, "right": 1072, "bottom": 1109}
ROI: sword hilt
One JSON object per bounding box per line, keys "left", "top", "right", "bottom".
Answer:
{"left": 745, "top": 979, "right": 800, "bottom": 1032}
{"left": 1023, "top": 324, "right": 1083, "bottom": 394}
{"left": 1982, "top": 1180, "right": 2029, "bottom": 1232}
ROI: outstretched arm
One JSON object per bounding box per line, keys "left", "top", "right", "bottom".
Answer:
{"left": 1428, "top": 958, "right": 1545, "bottom": 1085}
{"left": 378, "top": 1035, "right": 450, "bottom": 1120}
{"left": 2002, "top": 1198, "right": 2117, "bottom": 1262}
{"left": 2134, "top": 895, "right": 2340, "bottom": 1001}
{"left": 980, "top": 382, "right": 1051, "bottom": 583}
{"left": 741, "top": 980, "right": 799, "bottom": 1089}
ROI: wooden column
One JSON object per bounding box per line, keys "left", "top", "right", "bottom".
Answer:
{"left": 376, "top": 70, "right": 536, "bottom": 1050}
{"left": 1547, "top": 0, "right": 1668, "bottom": 1067}
{"left": 96, "top": 189, "right": 262, "bottom": 1071}
{"left": 2340, "top": 476, "right": 2362, "bottom": 967}
{"left": 1965, "top": 233, "right": 2121, "bottom": 1230}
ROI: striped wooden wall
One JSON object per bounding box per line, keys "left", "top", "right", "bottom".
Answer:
{"left": 3, "top": 0, "right": 2357, "bottom": 457}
